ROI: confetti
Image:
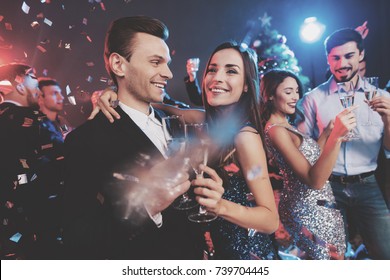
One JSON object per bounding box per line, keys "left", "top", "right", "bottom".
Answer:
{"left": 65, "top": 43, "right": 71, "bottom": 50}
{"left": 36, "top": 45, "right": 47, "bottom": 53}
{"left": 41, "top": 143, "right": 54, "bottom": 150}
{"left": 99, "top": 77, "right": 109, "bottom": 83}
{"left": 247, "top": 164, "right": 262, "bottom": 181}
{"left": 58, "top": 40, "right": 62, "bottom": 48}
{"left": 100, "top": 2, "right": 106, "bottom": 11}
{"left": 67, "top": 96, "right": 76, "bottom": 105}
{"left": 0, "top": 43, "right": 12, "bottom": 50}
{"left": 0, "top": 15, "right": 4, "bottom": 22}
{"left": 43, "top": 18, "right": 53, "bottom": 26}
{"left": 17, "top": 174, "right": 28, "bottom": 185}
{"left": 36, "top": 12, "right": 44, "bottom": 19}
{"left": 19, "top": 159, "right": 29, "bottom": 168}
{"left": 223, "top": 162, "right": 239, "bottom": 173}
{"left": 31, "top": 21, "right": 40, "bottom": 29}
{"left": 10, "top": 232, "right": 22, "bottom": 243}
{"left": 21, "top": 2, "right": 30, "bottom": 14}
{"left": 82, "top": 18, "right": 88, "bottom": 25}
{"left": 86, "top": 75, "right": 93, "bottom": 82}
{"left": 40, "top": 38, "right": 50, "bottom": 44}
{"left": 5, "top": 22, "right": 13, "bottom": 31}
{"left": 42, "top": 69, "right": 48, "bottom": 76}
{"left": 248, "top": 228, "right": 257, "bottom": 237}
{"left": 23, "top": 117, "right": 34, "bottom": 127}
{"left": 66, "top": 85, "right": 71, "bottom": 95}
{"left": 96, "top": 192, "right": 105, "bottom": 204}
{"left": 86, "top": 35, "right": 92, "bottom": 43}
{"left": 86, "top": 61, "right": 94, "bottom": 67}
{"left": 5, "top": 201, "right": 14, "bottom": 209}
{"left": 30, "top": 173, "right": 37, "bottom": 181}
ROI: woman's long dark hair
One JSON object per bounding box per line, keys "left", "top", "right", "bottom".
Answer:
{"left": 259, "top": 69, "right": 304, "bottom": 128}
{"left": 201, "top": 41, "right": 264, "bottom": 165}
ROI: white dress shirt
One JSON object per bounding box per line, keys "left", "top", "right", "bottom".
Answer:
{"left": 119, "top": 101, "right": 166, "bottom": 227}
{"left": 298, "top": 76, "right": 390, "bottom": 176}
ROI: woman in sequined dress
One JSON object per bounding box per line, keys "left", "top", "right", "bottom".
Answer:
{"left": 184, "top": 42, "right": 279, "bottom": 259}
{"left": 260, "top": 69, "right": 356, "bottom": 259}
{"left": 93, "top": 42, "right": 279, "bottom": 260}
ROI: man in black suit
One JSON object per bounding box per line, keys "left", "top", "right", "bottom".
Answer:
{"left": 63, "top": 16, "right": 203, "bottom": 259}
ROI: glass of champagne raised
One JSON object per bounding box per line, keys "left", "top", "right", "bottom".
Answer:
{"left": 162, "top": 115, "right": 197, "bottom": 210}
{"left": 185, "top": 123, "right": 217, "bottom": 223}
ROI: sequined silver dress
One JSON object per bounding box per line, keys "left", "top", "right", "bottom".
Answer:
{"left": 264, "top": 124, "right": 345, "bottom": 259}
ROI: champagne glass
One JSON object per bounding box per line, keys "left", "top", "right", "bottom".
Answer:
{"left": 185, "top": 123, "right": 217, "bottom": 223}
{"left": 337, "top": 81, "right": 359, "bottom": 140}
{"left": 162, "top": 115, "right": 197, "bottom": 210}
{"left": 362, "top": 77, "right": 379, "bottom": 125}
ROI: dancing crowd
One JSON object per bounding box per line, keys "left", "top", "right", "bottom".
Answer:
{"left": 1, "top": 15, "right": 389, "bottom": 260}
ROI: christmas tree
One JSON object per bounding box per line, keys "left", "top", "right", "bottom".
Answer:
{"left": 250, "top": 13, "right": 310, "bottom": 89}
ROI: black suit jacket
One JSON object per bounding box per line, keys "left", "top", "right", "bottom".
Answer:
{"left": 63, "top": 106, "right": 203, "bottom": 259}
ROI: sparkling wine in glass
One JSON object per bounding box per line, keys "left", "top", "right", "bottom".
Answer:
{"left": 337, "top": 81, "right": 359, "bottom": 140}
{"left": 363, "top": 77, "right": 379, "bottom": 125}
{"left": 185, "top": 123, "right": 217, "bottom": 223}
{"left": 162, "top": 115, "right": 197, "bottom": 210}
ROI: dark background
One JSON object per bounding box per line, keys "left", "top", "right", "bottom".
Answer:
{"left": 1, "top": 0, "right": 389, "bottom": 115}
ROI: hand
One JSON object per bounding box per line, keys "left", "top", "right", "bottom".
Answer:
{"left": 333, "top": 105, "right": 358, "bottom": 140}
{"left": 186, "top": 59, "right": 198, "bottom": 82}
{"left": 323, "top": 119, "right": 335, "bottom": 138}
{"left": 191, "top": 164, "right": 224, "bottom": 215}
{"left": 370, "top": 95, "right": 390, "bottom": 123}
{"left": 355, "top": 20, "right": 369, "bottom": 39}
{"left": 142, "top": 156, "right": 191, "bottom": 215}
{"left": 88, "top": 87, "right": 120, "bottom": 122}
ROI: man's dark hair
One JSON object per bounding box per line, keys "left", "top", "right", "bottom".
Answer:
{"left": 38, "top": 77, "right": 60, "bottom": 91}
{"left": 324, "top": 28, "right": 364, "bottom": 55}
{"left": 104, "top": 15, "right": 169, "bottom": 86}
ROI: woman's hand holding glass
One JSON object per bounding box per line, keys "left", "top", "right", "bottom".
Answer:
{"left": 190, "top": 164, "right": 224, "bottom": 216}
{"left": 332, "top": 105, "right": 358, "bottom": 141}
{"left": 185, "top": 123, "right": 218, "bottom": 223}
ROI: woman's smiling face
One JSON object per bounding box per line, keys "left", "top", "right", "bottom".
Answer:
{"left": 204, "top": 48, "right": 247, "bottom": 107}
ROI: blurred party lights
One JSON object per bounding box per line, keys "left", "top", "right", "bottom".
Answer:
{"left": 299, "top": 17, "right": 325, "bottom": 43}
